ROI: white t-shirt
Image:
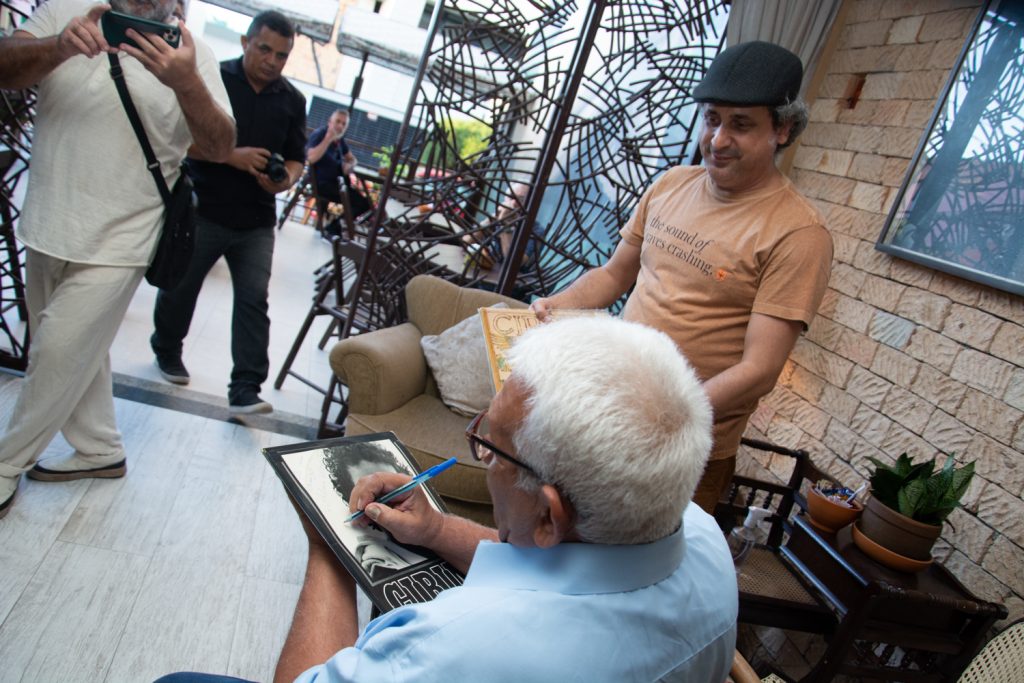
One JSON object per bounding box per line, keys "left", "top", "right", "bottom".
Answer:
{"left": 16, "top": 0, "right": 232, "bottom": 266}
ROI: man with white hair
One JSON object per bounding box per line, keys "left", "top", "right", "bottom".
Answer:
{"left": 0, "top": 0, "right": 234, "bottom": 518}
{"left": 156, "top": 317, "right": 736, "bottom": 683}
{"left": 273, "top": 316, "right": 737, "bottom": 682}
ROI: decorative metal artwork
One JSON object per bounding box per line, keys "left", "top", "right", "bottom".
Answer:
{"left": 877, "top": 0, "right": 1024, "bottom": 296}
{"left": 0, "top": 0, "right": 36, "bottom": 371}
{"left": 343, "top": 0, "right": 728, "bottom": 337}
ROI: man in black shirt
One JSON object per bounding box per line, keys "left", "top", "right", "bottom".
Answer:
{"left": 150, "top": 10, "right": 306, "bottom": 414}
{"left": 306, "top": 109, "right": 372, "bottom": 233}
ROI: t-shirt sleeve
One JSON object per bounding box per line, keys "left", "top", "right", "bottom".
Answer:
{"left": 307, "top": 126, "right": 326, "bottom": 151}
{"left": 752, "top": 223, "right": 834, "bottom": 328}
{"left": 619, "top": 168, "right": 679, "bottom": 246}
{"left": 19, "top": 0, "right": 64, "bottom": 38}
{"left": 284, "top": 92, "right": 308, "bottom": 163}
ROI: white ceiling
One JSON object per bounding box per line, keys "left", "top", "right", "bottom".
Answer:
{"left": 200, "top": 0, "right": 339, "bottom": 42}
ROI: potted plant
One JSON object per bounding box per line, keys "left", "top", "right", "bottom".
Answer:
{"left": 859, "top": 453, "right": 975, "bottom": 563}
{"left": 372, "top": 145, "right": 394, "bottom": 176}
{"left": 806, "top": 479, "right": 863, "bottom": 533}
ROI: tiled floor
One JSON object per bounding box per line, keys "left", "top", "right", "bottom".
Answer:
{"left": 0, "top": 372, "right": 308, "bottom": 683}
{"left": 0, "top": 214, "right": 374, "bottom": 683}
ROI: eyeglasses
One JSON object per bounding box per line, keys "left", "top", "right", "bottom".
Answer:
{"left": 465, "top": 411, "right": 539, "bottom": 477}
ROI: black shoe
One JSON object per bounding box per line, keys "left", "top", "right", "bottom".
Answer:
{"left": 28, "top": 458, "right": 127, "bottom": 482}
{"left": 155, "top": 355, "right": 190, "bottom": 385}
{"left": 229, "top": 394, "right": 273, "bottom": 415}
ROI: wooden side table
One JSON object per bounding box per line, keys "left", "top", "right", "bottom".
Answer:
{"left": 779, "top": 515, "right": 1007, "bottom": 682}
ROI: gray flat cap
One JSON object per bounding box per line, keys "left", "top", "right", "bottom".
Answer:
{"left": 693, "top": 41, "right": 803, "bottom": 106}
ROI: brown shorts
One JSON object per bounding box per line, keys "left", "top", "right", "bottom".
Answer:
{"left": 691, "top": 456, "right": 736, "bottom": 514}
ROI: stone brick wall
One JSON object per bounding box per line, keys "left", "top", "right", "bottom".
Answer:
{"left": 739, "top": 0, "right": 1023, "bottom": 676}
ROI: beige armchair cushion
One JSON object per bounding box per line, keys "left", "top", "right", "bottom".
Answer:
{"left": 329, "top": 275, "right": 528, "bottom": 525}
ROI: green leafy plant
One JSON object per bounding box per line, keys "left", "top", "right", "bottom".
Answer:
{"left": 372, "top": 145, "right": 393, "bottom": 167}
{"left": 419, "top": 117, "right": 493, "bottom": 170}
{"left": 866, "top": 453, "right": 975, "bottom": 526}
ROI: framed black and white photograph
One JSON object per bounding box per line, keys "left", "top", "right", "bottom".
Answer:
{"left": 876, "top": 0, "right": 1023, "bottom": 296}
{"left": 264, "top": 432, "right": 464, "bottom": 613}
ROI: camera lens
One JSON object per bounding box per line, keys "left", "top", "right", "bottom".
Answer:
{"left": 265, "top": 153, "right": 287, "bottom": 183}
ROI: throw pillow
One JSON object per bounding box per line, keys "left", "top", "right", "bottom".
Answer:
{"left": 420, "top": 303, "right": 507, "bottom": 417}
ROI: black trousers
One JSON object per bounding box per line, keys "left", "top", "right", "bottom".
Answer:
{"left": 151, "top": 216, "right": 274, "bottom": 403}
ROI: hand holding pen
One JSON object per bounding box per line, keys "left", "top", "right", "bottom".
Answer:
{"left": 346, "top": 457, "right": 457, "bottom": 523}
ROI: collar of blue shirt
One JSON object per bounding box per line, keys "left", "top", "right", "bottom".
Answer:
{"left": 464, "top": 517, "right": 685, "bottom": 596}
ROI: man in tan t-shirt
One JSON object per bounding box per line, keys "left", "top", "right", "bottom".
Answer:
{"left": 532, "top": 41, "right": 833, "bottom": 511}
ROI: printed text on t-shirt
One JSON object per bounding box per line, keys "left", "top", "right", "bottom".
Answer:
{"left": 644, "top": 214, "right": 715, "bottom": 277}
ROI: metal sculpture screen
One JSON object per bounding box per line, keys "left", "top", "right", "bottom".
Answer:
{"left": 0, "top": 0, "right": 35, "bottom": 370}
{"left": 352, "top": 0, "right": 727, "bottom": 328}
{"left": 877, "top": 0, "right": 1024, "bottom": 296}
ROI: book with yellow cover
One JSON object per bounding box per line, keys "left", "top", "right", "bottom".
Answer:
{"left": 478, "top": 307, "right": 602, "bottom": 391}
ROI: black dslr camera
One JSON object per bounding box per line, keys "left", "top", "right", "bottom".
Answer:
{"left": 264, "top": 153, "right": 287, "bottom": 183}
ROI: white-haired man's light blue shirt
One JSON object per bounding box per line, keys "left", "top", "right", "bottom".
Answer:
{"left": 295, "top": 503, "right": 738, "bottom": 682}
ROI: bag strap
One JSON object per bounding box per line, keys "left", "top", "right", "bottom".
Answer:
{"left": 108, "top": 53, "right": 172, "bottom": 205}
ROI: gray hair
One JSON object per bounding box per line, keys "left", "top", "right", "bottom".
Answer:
{"left": 504, "top": 316, "right": 712, "bottom": 545}
{"left": 772, "top": 98, "right": 809, "bottom": 149}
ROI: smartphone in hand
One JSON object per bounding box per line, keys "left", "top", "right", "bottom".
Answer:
{"left": 102, "top": 10, "right": 181, "bottom": 50}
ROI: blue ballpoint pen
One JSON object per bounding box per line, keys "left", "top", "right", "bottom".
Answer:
{"left": 345, "top": 456, "right": 458, "bottom": 523}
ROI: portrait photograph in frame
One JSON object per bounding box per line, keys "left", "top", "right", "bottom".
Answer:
{"left": 876, "top": 0, "right": 1023, "bottom": 296}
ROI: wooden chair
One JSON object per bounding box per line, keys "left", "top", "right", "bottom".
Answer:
{"left": 277, "top": 167, "right": 359, "bottom": 240}
{"left": 729, "top": 650, "right": 788, "bottom": 683}
{"left": 715, "top": 438, "right": 836, "bottom": 635}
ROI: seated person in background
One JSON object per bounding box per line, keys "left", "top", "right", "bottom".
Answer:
{"left": 306, "top": 109, "right": 372, "bottom": 234}
{"left": 275, "top": 315, "right": 737, "bottom": 682}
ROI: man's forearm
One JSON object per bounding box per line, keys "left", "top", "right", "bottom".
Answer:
{"left": 306, "top": 135, "right": 331, "bottom": 165}
{"left": 548, "top": 266, "right": 629, "bottom": 310}
{"left": 274, "top": 546, "right": 360, "bottom": 683}
{"left": 175, "top": 74, "right": 234, "bottom": 163}
{"left": 701, "top": 361, "right": 776, "bottom": 417}
{"left": 0, "top": 35, "right": 65, "bottom": 89}
{"left": 702, "top": 313, "right": 803, "bottom": 416}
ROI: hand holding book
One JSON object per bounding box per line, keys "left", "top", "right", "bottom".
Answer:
{"left": 479, "top": 306, "right": 606, "bottom": 391}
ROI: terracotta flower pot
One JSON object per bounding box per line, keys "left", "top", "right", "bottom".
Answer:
{"left": 858, "top": 494, "right": 941, "bottom": 561}
{"left": 807, "top": 487, "right": 862, "bottom": 533}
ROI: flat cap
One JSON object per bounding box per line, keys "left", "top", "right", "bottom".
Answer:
{"left": 693, "top": 41, "right": 803, "bottom": 106}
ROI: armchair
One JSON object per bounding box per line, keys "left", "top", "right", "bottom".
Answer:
{"left": 329, "top": 275, "right": 528, "bottom": 525}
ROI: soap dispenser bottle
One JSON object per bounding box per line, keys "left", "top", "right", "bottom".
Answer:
{"left": 728, "top": 506, "right": 771, "bottom": 567}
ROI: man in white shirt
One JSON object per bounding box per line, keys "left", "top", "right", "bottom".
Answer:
{"left": 0, "top": 0, "right": 234, "bottom": 519}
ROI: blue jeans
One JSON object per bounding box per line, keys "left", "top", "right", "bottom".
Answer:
{"left": 151, "top": 215, "right": 275, "bottom": 403}
{"left": 154, "top": 674, "right": 255, "bottom": 683}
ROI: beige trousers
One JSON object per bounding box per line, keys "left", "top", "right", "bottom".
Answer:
{"left": 0, "top": 249, "right": 145, "bottom": 479}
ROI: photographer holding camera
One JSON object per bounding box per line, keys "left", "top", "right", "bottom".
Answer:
{"left": 151, "top": 9, "right": 306, "bottom": 414}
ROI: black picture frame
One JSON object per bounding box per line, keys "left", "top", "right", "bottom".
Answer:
{"left": 264, "top": 432, "right": 464, "bottom": 614}
{"left": 875, "top": 0, "right": 1024, "bottom": 296}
